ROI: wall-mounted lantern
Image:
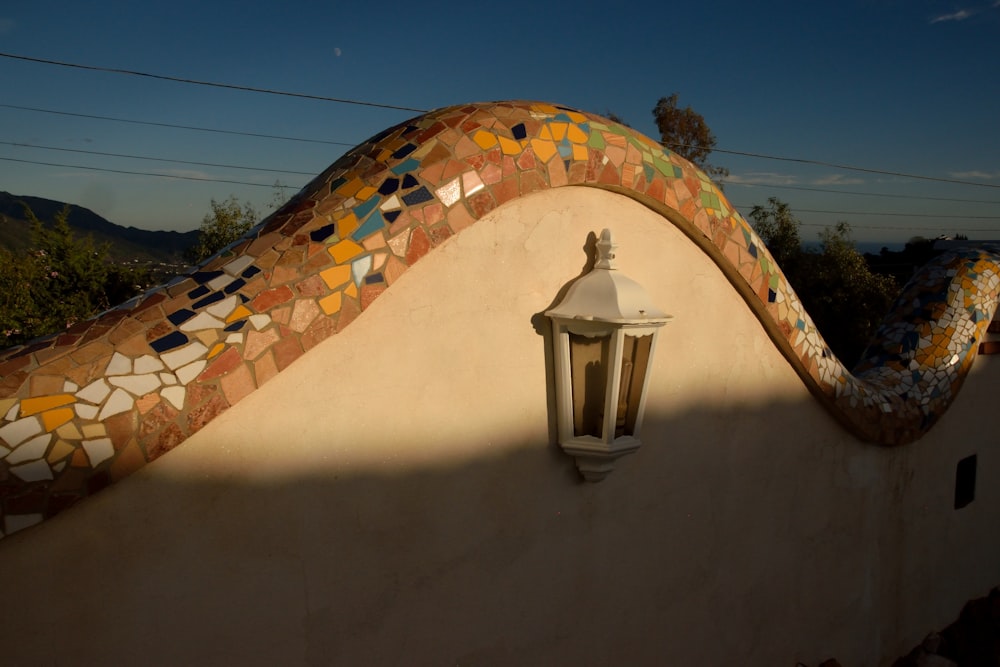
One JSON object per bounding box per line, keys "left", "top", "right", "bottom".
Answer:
{"left": 546, "top": 229, "right": 672, "bottom": 482}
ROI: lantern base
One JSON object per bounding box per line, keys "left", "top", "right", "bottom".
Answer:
{"left": 560, "top": 435, "right": 641, "bottom": 482}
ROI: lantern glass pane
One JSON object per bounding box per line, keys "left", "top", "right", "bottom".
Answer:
{"left": 616, "top": 334, "right": 653, "bottom": 437}
{"left": 568, "top": 333, "right": 610, "bottom": 438}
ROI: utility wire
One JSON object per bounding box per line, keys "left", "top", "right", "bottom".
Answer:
{"left": 724, "top": 181, "right": 1000, "bottom": 206}
{"left": 668, "top": 142, "right": 1000, "bottom": 189}
{"left": 0, "top": 51, "right": 430, "bottom": 113}
{"left": 0, "top": 50, "right": 993, "bottom": 190}
{"left": 0, "top": 140, "right": 316, "bottom": 176}
{"left": 730, "top": 202, "right": 998, "bottom": 220}
{"left": 0, "top": 156, "right": 301, "bottom": 188}
{"left": 0, "top": 103, "right": 358, "bottom": 146}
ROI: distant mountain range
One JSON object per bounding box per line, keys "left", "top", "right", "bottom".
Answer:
{"left": 0, "top": 191, "right": 198, "bottom": 264}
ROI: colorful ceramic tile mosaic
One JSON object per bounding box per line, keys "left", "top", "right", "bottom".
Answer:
{"left": 0, "top": 100, "right": 997, "bottom": 537}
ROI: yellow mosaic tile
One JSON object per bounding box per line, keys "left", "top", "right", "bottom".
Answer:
{"left": 329, "top": 239, "right": 365, "bottom": 264}
{"left": 473, "top": 130, "right": 498, "bottom": 150}
{"left": 227, "top": 305, "right": 252, "bottom": 323}
{"left": 530, "top": 139, "right": 558, "bottom": 163}
{"left": 499, "top": 135, "right": 522, "bottom": 155}
{"left": 321, "top": 265, "right": 352, "bottom": 289}
{"left": 41, "top": 407, "right": 75, "bottom": 433}
{"left": 319, "top": 292, "right": 342, "bottom": 315}
{"left": 20, "top": 394, "right": 76, "bottom": 417}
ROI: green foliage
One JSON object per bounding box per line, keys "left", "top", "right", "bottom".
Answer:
{"left": 0, "top": 205, "right": 151, "bottom": 348}
{"left": 748, "top": 197, "right": 803, "bottom": 276}
{"left": 188, "top": 196, "right": 257, "bottom": 263}
{"left": 749, "top": 198, "right": 899, "bottom": 367}
{"left": 652, "top": 93, "right": 729, "bottom": 180}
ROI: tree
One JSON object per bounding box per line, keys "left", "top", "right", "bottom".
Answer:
{"left": 749, "top": 198, "right": 899, "bottom": 367}
{"left": 188, "top": 196, "right": 257, "bottom": 263}
{"left": 748, "top": 197, "right": 803, "bottom": 276}
{"left": 1, "top": 205, "right": 150, "bottom": 348}
{"left": 652, "top": 93, "right": 729, "bottom": 180}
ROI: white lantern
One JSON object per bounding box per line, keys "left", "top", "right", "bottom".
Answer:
{"left": 545, "top": 229, "right": 672, "bottom": 481}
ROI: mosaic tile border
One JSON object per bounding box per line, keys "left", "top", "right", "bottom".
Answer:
{"left": 0, "top": 100, "right": 996, "bottom": 537}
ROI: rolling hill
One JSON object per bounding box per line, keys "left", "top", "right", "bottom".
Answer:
{"left": 0, "top": 191, "right": 198, "bottom": 264}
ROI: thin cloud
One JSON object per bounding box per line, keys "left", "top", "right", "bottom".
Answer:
{"left": 930, "top": 8, "right": 974, "bottom": 23}
{"left": 811, "top": 174, "right": 865, "bottom": 186}
{"left": 723, "top": 172, "right": 799, "bottom": 186}
{"left": 951, "top": 170, "right": 1000, "bottom": 180}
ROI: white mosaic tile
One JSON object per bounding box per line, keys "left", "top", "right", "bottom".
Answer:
{"left": 223, "top": 255, "right": 255, "bottom": 276}
{"left": 0, "top": 416, "right": 43, "bottom": 448}
{"left": 134, "top": 354, "right": 165, "bottom": 374}
{"left": 161, "top": 342, "right": 208, "bottom": 370}
{"left": 176, "top": 360, "right": 207, "bottom": 386}
{"left": 98, "top": 388, "right": 134, "bottom": 421}
{"left": 109, "top": 373, "right": 162, "bottom": 396}
{"left": 9, "top": 459, "right": 53, "bottom": 482}
{"left": 207, "top": 295, "right": 239, "bottom": 319}
{"left": 105, "top": 351, "right": 133, "bottom": 376}
{"left": 180, "top": 312, "right": 226, "bottom": 332}
{"left": 4, "top": 433, "right": 51, "bottom": 464}
{"left": 75, "top": 403, "right": 99, "bottom": 420}
{"left": 82, "top": 438, "right": 114, "bottom": 466}
{"left": 161, "top": 386, "right": 185, "bottom": 410}
{"left": 76, "top": 379, "right": 111, "bottom": 405}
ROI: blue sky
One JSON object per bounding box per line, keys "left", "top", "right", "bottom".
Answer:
{"left": 1, "top": 0, "right": 998, "bottom": 246}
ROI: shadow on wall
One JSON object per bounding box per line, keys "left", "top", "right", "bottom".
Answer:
{"left": 0, "top": 393, "right": 996, "bottom": 667}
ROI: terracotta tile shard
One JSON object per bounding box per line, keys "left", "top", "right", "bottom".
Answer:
{"left": 220, "top": 363, "right": 256, "bottom": 406}
{"left": 198, "top": 347, "right": 243, "bottom": 381}
{"left": 406, "top": 227, "right": 431, "bottom": 266}
{"left": 516, "top": 148, "right": 537, "bottom": 171}
{"left": 300, "top": 316, "right": 336, "bottom": 352}
{"left": 251, "top": 285, "right": 295, "bottom": 312}
{"left": 146, "top": 422, "right": 185, "bottom": 461}
{"left": 0, "top": 354, "right": 32, "bottom": 377}
{"left": 110, "top": 440, "right": 146, "bottom": 481}
{"left": 272, "top": 336, "right": 303, "bottom": 372}
{"left": 187, "top": 393, "right": 229, "bottom": 434}
{"left": 336, "top": 297, "right": 361, "bottom": 333}
{"left": 253, "top": 351, "right": 280, "bottom": 386}
{"left": 290, "top": 299, "right": 320, "bottom": 333}
{"left": 243, "top": 328, "right": 281, "bottom": 361}
{"left": 145, "top": 321, "right": 174, "bottom": 343}
{"left": 105, "top": 411, "right": 136, "bottom": 450}
{"left": 467, "top": 191, "right": 497, "bottom": 218}
{"left": 108, "top": 317, "right": 146, "bottom": 345}
{"left": 360, "top": 283, "right": 386, "bottom": 311}
{"left": 520, "top": 170, "right": 548, "bottom": 195}
{"left": 135, "top": 392, "right": 161, "bottom": 415}
{"left": 296, "top": 274, "right": 326, "bottom": 297}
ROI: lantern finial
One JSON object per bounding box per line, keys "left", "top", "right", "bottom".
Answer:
{"left": 595, "top": 229, "right": 617, "bottom": 270}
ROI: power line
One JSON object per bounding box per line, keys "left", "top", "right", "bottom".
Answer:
{"left": 0, "top": 51, "right": 430, "bottom": 113}
{"left": 0, "top": 156, "right": 300, "bottom": 188}
{"left": 0, "top": 103, "right": 359, "bottom": 146}
{"left": 724, "top": 181, "right": 1000, "bottom": 206}
{"left": 731, "top": 202, "right": 998, "bottom": 220}
{"left": 0, "top": 49, "right": 993, "bottom": 192}
{"left": 667, "top": 142, "right": 1000, "bottom": 189}
{"left": 0, "top": 140, "right": 316, "bottom": 176}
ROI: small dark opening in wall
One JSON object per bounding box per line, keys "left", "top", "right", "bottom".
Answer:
{"left": 955, "top": 454, "right": 977, "bottom": 510}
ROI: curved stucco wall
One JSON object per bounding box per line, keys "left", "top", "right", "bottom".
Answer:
{"left": 0, "top": 99, "right": 998, "bottom": 542}
{"left": 0, "top": 187, "right": 996, "bottom": 665}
